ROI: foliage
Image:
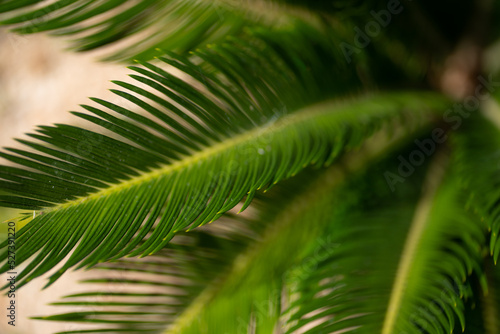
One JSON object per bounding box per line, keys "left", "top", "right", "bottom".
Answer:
{"left": 1, "top": 0, "right": 500, "bottom": 333}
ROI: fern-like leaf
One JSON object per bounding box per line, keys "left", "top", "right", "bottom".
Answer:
{"left": 0, "top": 27, "right": 449, "bottom": 289}
{"left": 284, "top": 152, "right": 487, "bottom": 334}
{"left": 35, "top": 125, "right": 430, "bottom": 334}
{"left": 0, "top": 0, "right": 322, "bottom": 61}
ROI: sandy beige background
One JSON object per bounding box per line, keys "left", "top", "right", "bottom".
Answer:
{"left": 0, "top": 29, "right": 132, "bottom": 334}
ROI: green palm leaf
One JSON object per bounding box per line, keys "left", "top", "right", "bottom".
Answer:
{"left": 38, "top": 134, "right": 491, "bottom": 334}
{"left": 33, "top": 128, "right": 430, "bottom": 334}
{"left": 284, "top": 152, "right": 488, "bottom": 334}
{"left": 1, "top": 0, "right": 500, "bottom": 333}
{"left": 0, "top": 0, "right": 326, "bottom": 62}
{"left": 33, "top": 212, "right": 261, "bottom": 334}
{"left": 0, "top": 26, "right": 449, "bottom": 290}
{"left": 453, "top": 110, "right": 500, "bottom": 264}
{"left": 162, "top": 127, "right": 424, "bottom": 334}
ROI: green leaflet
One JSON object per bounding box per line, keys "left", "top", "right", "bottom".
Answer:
{"left": 481, "top": 263, "right": 500, "bottom": 333}
{"left": 456, "top": 260, "right": 500, "bottom": 334}
{"left": 284, "top": 151, "right": 488, "bottom": 334}
{"left": 0, "top": 25, "right": 448, "bottom": 290}
{"left": 453, "top": 110, "right": 500, "bottom": 264}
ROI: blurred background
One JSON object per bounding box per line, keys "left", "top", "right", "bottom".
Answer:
{"left": 0, "top": 29, "right": 131, "bottom": 334}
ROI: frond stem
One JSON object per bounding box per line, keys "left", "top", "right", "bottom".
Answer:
{"left": 381, "top": 149, "right": 449, "bottom": 334}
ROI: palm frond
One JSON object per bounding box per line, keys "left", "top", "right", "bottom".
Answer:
{"left": 33, "top": 212, "right": 261, "bottom": 334}
{"left": 34, "top": 175, "right": 299, "bottom": 334}
{"left": 0, "top": 0, "right": 323, "bottom": 62}
{"left": 284, "top": 152, "right": 488, "bottom": 334}
{"left": 453, "top": 109, "right": 500, "bottom": 264}
{"left": 0, "top": 1, "right": 498, "bottom": 333}
{"left": 0, "top": 26, "right": 449, "bottom": 290}
{"left": 36, "top": 123, "right": 437, "bottom": 334}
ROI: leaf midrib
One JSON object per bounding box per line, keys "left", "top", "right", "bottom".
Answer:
{"left": 381, "top": 150, "right": 449, "bottom": 334}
